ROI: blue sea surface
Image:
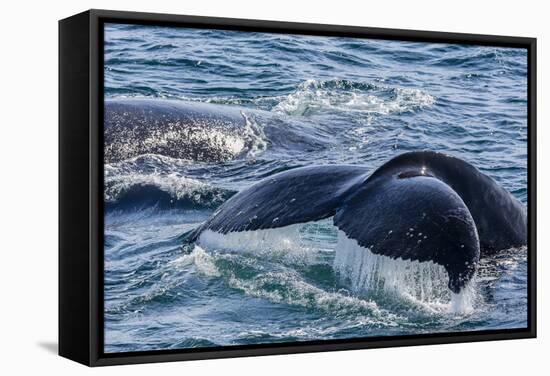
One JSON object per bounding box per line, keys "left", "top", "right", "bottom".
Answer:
{"left": 103, "top": 24, "right": 528, "bottom": 353}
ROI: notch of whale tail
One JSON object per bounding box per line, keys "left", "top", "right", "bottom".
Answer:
{"left": 334, "top": 231, "right": 476, "bottom": 314}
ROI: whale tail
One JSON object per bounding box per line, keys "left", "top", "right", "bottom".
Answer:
{"left": 190, "top": 151, "right": 526, "bottom": 293}
{"left": 334, "top": 168, "right": 480, "bottom": 293}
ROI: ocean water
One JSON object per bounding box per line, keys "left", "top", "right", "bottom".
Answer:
{"left": 103, "top": 23, "right": 528, "bottom": 353}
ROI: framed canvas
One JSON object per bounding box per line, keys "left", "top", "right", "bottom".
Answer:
{"left": 59, "top": 9, "right": 536, "bottom": 366}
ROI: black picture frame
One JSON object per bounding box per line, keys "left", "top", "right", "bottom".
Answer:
{"left": 59, "top": 9, "right": 537, "bottom": 367}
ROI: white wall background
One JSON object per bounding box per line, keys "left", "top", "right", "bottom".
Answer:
{"left": 0, "top": 0, "right": 546, "bottom": 374}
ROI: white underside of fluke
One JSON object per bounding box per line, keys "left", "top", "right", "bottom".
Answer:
{"left": 199, "top": 225, "right": 305, "bottom": 253}
{"left": 198, "top": 224, "right": 318, "bottom": 264}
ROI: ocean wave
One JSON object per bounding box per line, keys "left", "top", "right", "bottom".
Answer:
{"left": 179, "top": 246, "right": 396, "bottom": 322}
{"left": 197, "top": 225, "right": 475, "bottom": 315}
{"left": 227, "top": 271, "right": 389, "bottom": 318}
{"left": 105, "top": 157, "right": 234, "bottom": 210}
{"left": 107, "top": 244, "right": 398, "bottom": 327}
{"left": 476, "top": 246, "right": 527, "bottom": 282}
{"left": 106, "top": 246, "right": 220, "bottom": 315}
{"left": 198, "top": 225, "right": 476, "bottom": 315}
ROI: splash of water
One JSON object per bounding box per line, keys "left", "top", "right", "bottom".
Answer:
{"left": 334, "top": 231, "right": 476, "bottom": 314}
{"left": 105, "top": 171, "right": 206, "bottom": 202}
{"left": 146, "top": 79, "right": 435, "bottom": 117}
{"left": 199, "top": 225, "right": 476, "bottom": 315}
{"left": 104, "top": 154, "right": 234, "bottom": 208}
{"left": 171, "top": 245, "right": 221, "bottom": 277}
{"left": 272, "top": 79, "right": 435, "bottom": 116}
{"left": 239, "top": 111, "right": 267, "bottom": 158}
{"left": 104, "top": 170, "right": 230, "bottom": 209}
{"left": 198, "top": 226, "right": 315, "bottom": 265}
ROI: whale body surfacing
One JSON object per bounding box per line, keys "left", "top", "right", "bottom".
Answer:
{"left": 104, "top": 98, "right": 267, "bottom": 163}
{"left": 187, "top": 151, "right": 527, "bottom": 305}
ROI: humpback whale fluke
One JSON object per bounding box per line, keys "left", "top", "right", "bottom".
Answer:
{"left": 188, "top": 151, "right": 527, "bottom": 294}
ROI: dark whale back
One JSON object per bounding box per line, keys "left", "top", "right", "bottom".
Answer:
{"left": 104, "top": 98, "right": 334, "bottom": 164}
{"left": 104, "top": 99, "right": 253, "bottom": 163}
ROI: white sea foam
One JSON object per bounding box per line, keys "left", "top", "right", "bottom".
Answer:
{"left": 198, "top": 225, "right": 476, "bottom": 315}
{"left": 334, "top": 230, "right": 476, "bottom": 314}
{"left": 171, "top": 245, "right": 221, "bottom": 277}
{"left": 272, "top": 79, "right": 435, "bottom": 116}
{"left": 105, "top": 172, "right": 204, "bottom": 201}
{"left": 239, "top": 111, "right": 267, "bottom": 158}
{"left": 174, "top": 236, "right": 395, "bottom": 322}
{"left": 158, "top": 80, "right": 435, "bottom": 117}
{"left": 104, "top": 160, "right": 230, "bottom": 207}
{"left": 227, "top": 271, "right": 390, "bottom": 320}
